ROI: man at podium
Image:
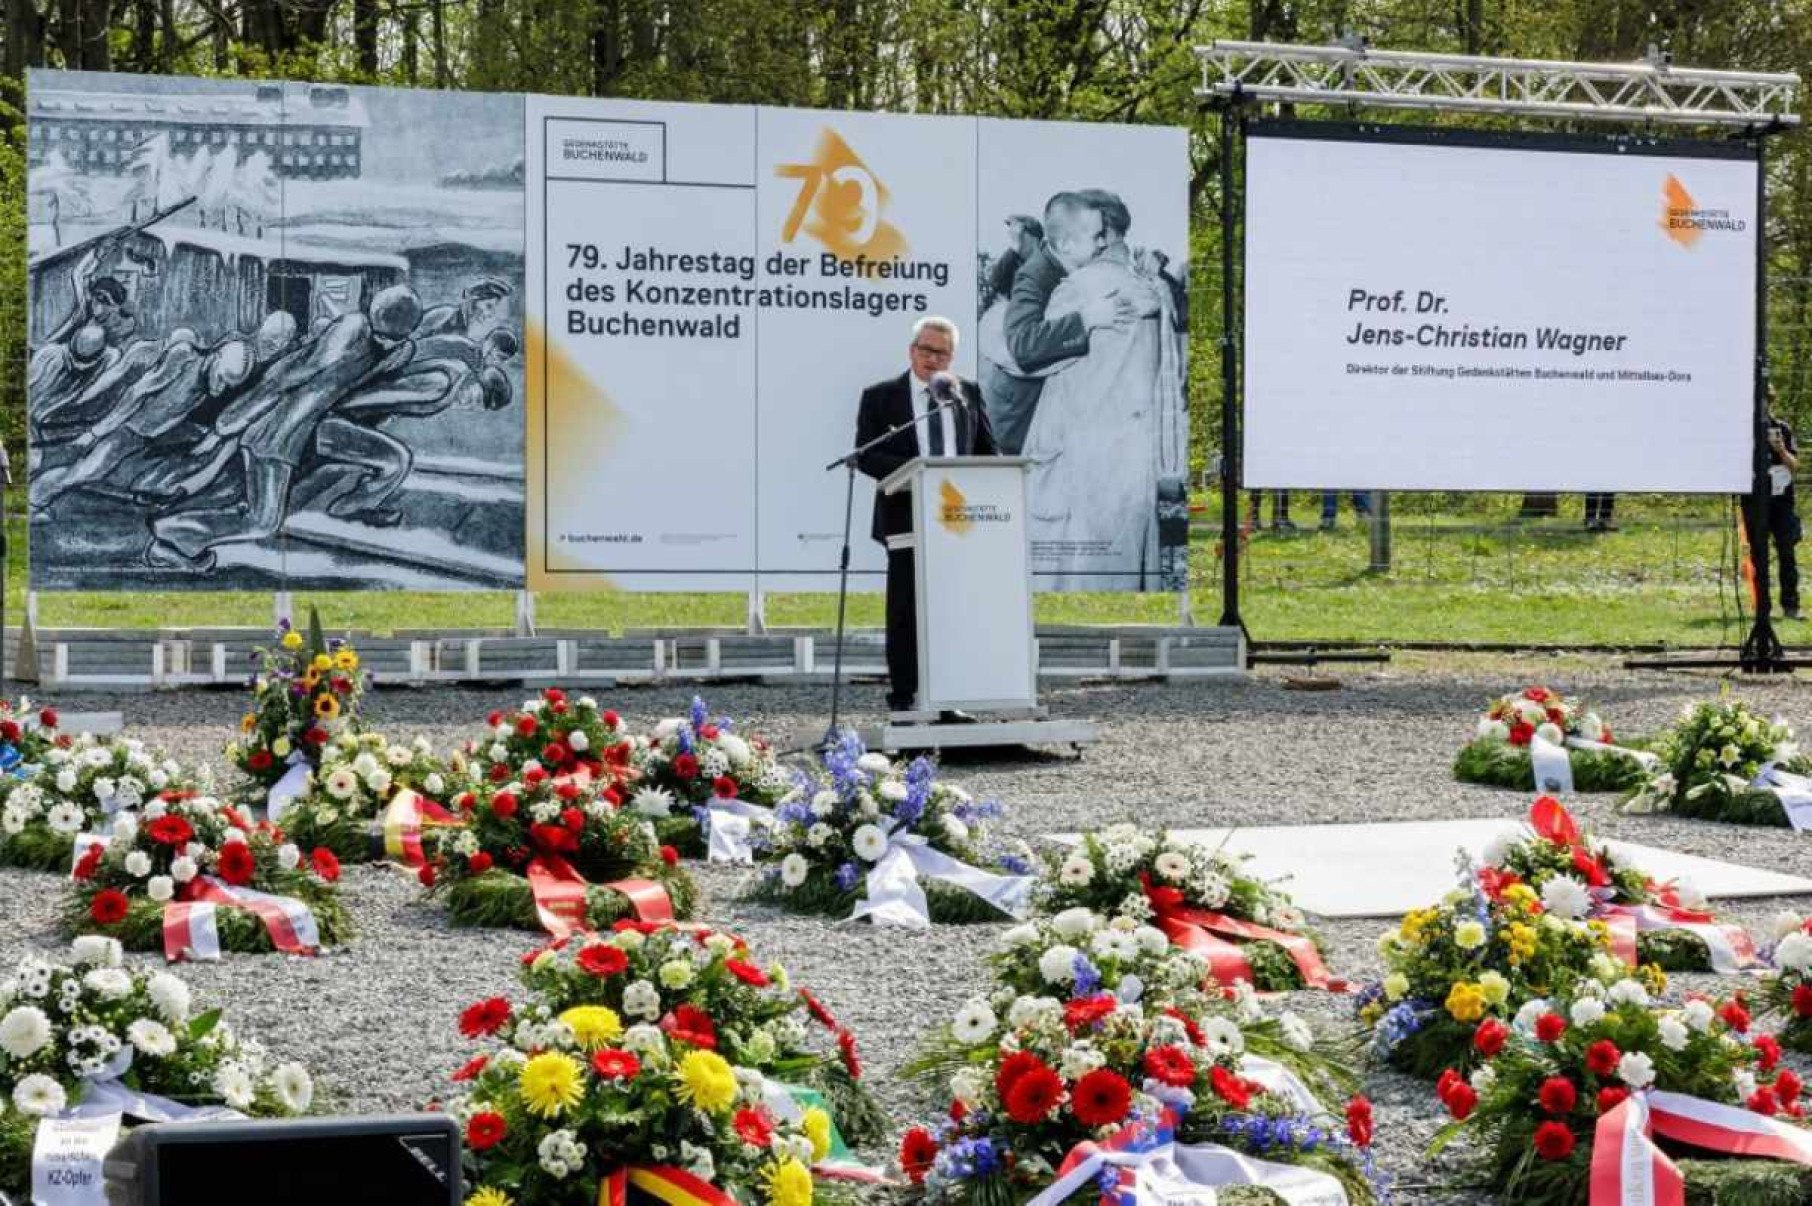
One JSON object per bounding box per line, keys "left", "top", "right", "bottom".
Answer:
{"left": 854, "top": 317, "right": 998, "bottom": 713}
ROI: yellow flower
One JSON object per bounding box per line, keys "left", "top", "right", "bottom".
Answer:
{"left": 312, "top": 653, "right": 332, "bottom": 672}
{"left": 240, "top": 712, "right": 257, "bottom": 734}
{"left": 301, "top": 670, "right": 320, "bottom": 692}
{"left": 559, "top": 1005, "right": 623, "bottom": 1052}
{"left": 1640, "top": 963, "right": 1669, "bottom": 996}
{"left": 273, "top": 736, "right": 292, "bottom": 758}
{"left": 1382, "top": 973, "right": 1409, "bottom": 1001}
{"left": 1453, "top": 921, "right": 1487, "bottom": 951}
{"left": 1477, "top": 970, "right": 1510, "bottom": 1007}
{"left": 800, "top": 1106, "right": 832, "bottom": 1162}
{"left": 518, "top": 1052, "right": 584, "bottom": 1118}
{"left": 314, "top": 694, "right": 341, "bottom": 720}
{"left": 466, "top": 1190, "right": 513, "bottom": 1206}
{"left": 763, "top": 1158, "right": 813, "bottom": 1206}
{"left": 281, "top": 631, "right": 303, "bottom": 650}
{"left": 1503, "top": 884, "right": 1538, "bottom": 909}
{"left": 1506, "top": 923, "right": 1538, "bottom": 961}
{"left": 334, "top": 650, "right": 359, "bottom": 672}
{"left": 1445, "top": 981, "right": 1487, "bottom": 1023}
{"left": 674, "top": 1049, "right": 738, "bottom": 1114}
{"left": 1400, "top": 910, "right": 1431, "bottom": 944}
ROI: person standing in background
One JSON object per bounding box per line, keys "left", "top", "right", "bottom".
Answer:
{"left": 1765, "top": 388, "right": 1801, "bottom": 620}
{"left": 1584, "top": 493, "right": 1617, "bottom": 531}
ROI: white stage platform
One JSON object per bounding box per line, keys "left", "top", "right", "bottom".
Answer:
{"left": 1050, "top": 818, "right": 1812, "bottom": 918}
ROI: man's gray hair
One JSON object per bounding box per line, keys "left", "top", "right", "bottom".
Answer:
{"left": 912, "top": 315, "right": 960, "bottom": 346}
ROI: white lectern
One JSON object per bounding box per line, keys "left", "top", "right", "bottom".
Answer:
{"left": 870, "top": 456, "right": 1099, "bottom": 753}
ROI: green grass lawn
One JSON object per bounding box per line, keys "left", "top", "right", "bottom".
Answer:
{"left": 7, "top": 493, "right": 1778, "bottom": 647}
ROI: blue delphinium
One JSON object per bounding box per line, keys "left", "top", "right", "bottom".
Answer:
{"left": 1072, "top": 952, "right": 1102, "bottom": 997}
{"left": 835, "top": 862, "right": 861, "bottom": 891}
{"left": 1370, "top": 999, "right": 1430, "bottom": 1057}
{"left": 936, "top": 1136, "right": 999, "bottom": 1180}
{"left": 689, "top": 696, "right": 709, "bottom": 729}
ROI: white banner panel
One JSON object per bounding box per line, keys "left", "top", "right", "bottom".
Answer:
{"left": 1244, "top": 125, "right": 1758, "bottom": 493}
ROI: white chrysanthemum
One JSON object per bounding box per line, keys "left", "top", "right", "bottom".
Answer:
{"left": 128, "top": 1018, "right": 177, "bottom": 1057}
{"left": 0, "top": 1005, "right": 52, "bottom": 1058}
{"left": 276, "top": 843, "right": 301, "bottom": 872}
{"left": 631, "top": 787, "right": 675, "bottom": 819}
{"left": 45, "top": 802, "right": 84, "bottom": 834}
{"left": 1280, "top": 1012, "right": 1315, "bottom": 1053}
{"left": 82, "top": 969, "right": 131, "bottom": 999}
{"left": 999, "top": 923, "right": 1040, "bottom": 948}
{"left": 1478, "top": 716, "right": 1509, "bottom": 741}
{"left": 1657, "top": 1015, "right": 1690, "bottom": 1052}
{"left": 806, "top": 823, "right": 834, "bottom": 849}
{"left": 623, "top": 980, "right": 661, "bottom": 1020}
{"left": 1607, "top": 979, "right": 1650, "bottom": 1008}
{"left": 1058, "top": 1042, "right": 1107, "bottom": 1081}
{"left": 13, "top": 1073, "right": 65, "bottom": 1117}
{"left": 1570, "top": 998, "right": 1606, "bottom": 1027}
{"left": 1090, "top": 928, "right": 1140, "bottom": 962}
{"left": 1051, "top": 907, "right": 1100, "bottom": 940}
{"left": 950, "top": 998, "right": 997, "bottom": 1044}
{"left": 852, "top": 824, "right": 888, "bottom": 862}
{"left": 1037, "top": 943, "right": 1080, "bottom": 984}
{"left": 324, "top": 768, "right": 360, "bottom": 800}
{"left": 1618, "top": 1051, "right": 1656, "bottom": 1089}
{"left": 879, "top": 780, "right": 908, "bottom": 804}
{"left": 1480, "top": 831, "right": 1518, "bottom": 868}
{"left": 622, "top": 1023, "right": 667, "bottom": 1059}
{"left": 1133, "top": 925, "right": 1170, "bottom": 956}
{"left": 809, "top": 790, "right": 838, "bottom": 818}
{"left": 71, "top": 935, "right": 121, "bottom": 968}
{"left": 780, "top": 854, "right": 810, "bottom": 889}
{"left": 856, "top": 753, "right": 891, "bottom": 775}
{"left": 657, "top": 960, "right": 695, "bottom": 990}
{"left": 273, "top": 1062, "right": 313, "bottom": 1113}
{"left": 1153, "top": 850, "right": 1192, "bottom": 882}
{"left": 147, "top": 972, "right": 191, "bottom": 1023}
{"left": 1540, "top": 875, "right": 1592, "bottom": 920}
{"left": 717, "top": 734, "right": 751, "bottom": 767}
{"left": 170, "top": 855, "right": 198, "bottom": 884}
{"left": 1202, "top": 1017, "right": 1245, "bottom": 1057}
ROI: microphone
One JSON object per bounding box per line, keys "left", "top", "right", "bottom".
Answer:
{"left": 929, "top": 371, "right": 963, "bottom": 408}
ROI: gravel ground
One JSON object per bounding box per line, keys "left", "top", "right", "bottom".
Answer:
{"left": 5, "top": 659, "right": 1812, "bottom": 1204}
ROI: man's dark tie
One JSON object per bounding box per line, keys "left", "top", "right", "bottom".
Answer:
{"left": 925, "top": 388, "right": 945, "bottom": 456}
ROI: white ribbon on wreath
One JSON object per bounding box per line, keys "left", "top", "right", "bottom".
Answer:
{"left": 705, "top": 798, "right": 774, "bottom": 865}
{"left": 843, "top": 825, "right": 1033, "bottom": 930}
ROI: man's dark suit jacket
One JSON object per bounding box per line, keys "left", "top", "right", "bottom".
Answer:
{"left": 854, "top": 372, "right": 998, "bottom": 543}
{"left": 1004, "top": 246, "right": 1091, "bottom": 374}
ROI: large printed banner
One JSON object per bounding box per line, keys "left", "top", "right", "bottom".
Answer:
{"left": 527, "top": 98, "right": 1189, "bottom": 592}
{"left": 25, "top": 70, "right": 1187, "bottom": 592}
{"left": 1244, "top": 122, "right": 1758, "bottom": 493}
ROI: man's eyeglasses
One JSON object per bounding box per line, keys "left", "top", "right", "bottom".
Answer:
{"left": 911, "top": 343, "right": 953, "bottom": 359}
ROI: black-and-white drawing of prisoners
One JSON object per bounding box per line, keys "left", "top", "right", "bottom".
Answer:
{"left": 976, "top": 187, "right": 1190, "bottom": 593}
{"left": 26, "top": 69, "right": 527, "bottom": 590}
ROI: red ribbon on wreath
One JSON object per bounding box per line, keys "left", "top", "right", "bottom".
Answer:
{"left": 1144, "top": 882, "right": 1342, "bottom": 992}
{"left": 597, "top": 1164, "right": 737, "bottom": 1206}
{"left": 525, "top": 854, "right": 673, "bottom": 940}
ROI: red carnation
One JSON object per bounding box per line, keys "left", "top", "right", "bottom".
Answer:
{"left": 524, "top": 766, "right": 549, "bottom": 787}
{"left": 1794, "top": 985, "right": 1812, "bottom": 1018}
{"left": 465, "top": 1112, "right": 507, "bottom": 1151}
{"left": 699, "top": 724, "right": 719, "bottom": 740}
{"left": 733, "top": 1106, "right": 775, "bottom": 1148}
{"left": 660, "top": 845, "right": 680, "bottom": 866}
{"left": 467, "top": 852, "right": 494, "bottom": 875}
{"left": 0, "top": 720, "right": 19, "bottom": 743}
{"left": 1778, "top": 1069, "right": 1804, "bottom": 1103}
{"left": 1721, "top": 998, "right": 1752, "bottom": 1034}
{"left": 1524, "top": 687, "right": 1551, "bottom": 702}
{"left": 450, "top": 1054, "right": 488, "bottom": 1082}
{"left": 1473, "top": 1018, "right": 1510, "bottom": 1059}
{"left": 39, "top": 708, "right": 57, "bottom": 729}
{"left": 593, "top": 1049, "right": 641, "bottom": 1082}
{"left": 72, "top": 844, "right": 105, "bottom": 882}
{"left": 458, "top": 997, "right": 512, "bottom": 1038}
{"left": 1597, "top": 1086, "right": 1629, "bottom": 1114}
{"left": 247, "top": 749, "right": 273, "bottom": 772}
{"left": 1585, "top": 1040, "right": 1622, "bottom": 1077}
{"left": 995, "top": 1050, "right": 1046, "bottom": 1100}
{"left": 838, "top": 1029, "right": 862, "bottom": 1079}
{"left": 544, "top": 688, "right": 566, "bottom": 704}
{"left": 560, "top": 807, "right": 585, "bottom": 831}
{"left": 490, "top": 792, "right": 518, "bottom": 820}
{"left": 1163, "top": 1005, "right": 1205, "bottom": 1047}
{"left": 216, "top": 840, "right": 255, "bottom": 887}
{"left": 304, "top": 726, "right": 328, "bottom": 746}
{"left": 1346, "top": 1096, "right": 1374, "bottom": 1148}
{"left": 900, "top": 1127, "right": 939, "bottom": 1184}
{"left": 1508, "top": 720, "right": 1534, "bottom": 746}
{"left": 578, "top": 944, "right": 629, "bottom": 977}
{"left": 487, "top": 711, "right": 503, "bottom": 728}
{"left": 488, "top": 763, "right": 511, "bottom": 784}
{"left": 88, "top": 888, "right": 130, "bottom": 925}
{"left": 516, "top": 715, "right": 538, "bottom": 738}
{"left": 1143, "top": 1045, "right": 1196, "bottom": 1089}
{"left": 713, "top": 775, "right": 737, "bottom": 799}
{"left": 1756, "top": 1034, "right": 1783, "bottom": 1072}
{"left": 1071, "top": 1068, "right": 1132, "bottom": 1127}
{"left": 725, "top": 959, "right": 770, "bottom": 987}
{"left": 531, "top": 823, "right": 575, "bottom": 853}
{"left": 603, "top": 709, "right": 620, "bottom": 728}
{"left": 1535, "top": 1013, "right": 1568, "bottom": 1043}
{"left": 542, "top": 742, "right": 569, "bottom": 767}
{"left": 554, "top": 779, "right": 580, "bottom": 801}
{"left": 147, "top": 807, "right": 193, "bottom": 843}
{"left": 673, "top": 753, "right": 699, "bottom": 780}
{"left": 661, "top": 1004, "right": 717, "bottom": 1049}
{"left": 1539, "top": 1077, "right": 1578, "bottom": 1116}
{"left": 419, "top": 863, "right": 438, "bottom": 887}
{"left": 1003, "top": 1064, "right": 1064, "bottom": 1124}
{"left": 1063, "top": 994, "right": 1118, "bottom": 1033}
{"left": 1436, "top": 1070, "right": 1478, "bottom": 1121}
{"left": 1750, "top": 1086, "right": 1781, "bottom": 1116}
{"left": 310, "top": 847, "right": 340, "bottom": 883}
{"left": 1210, "top": 1064, "right": 1254, "bottom": 1111}
{"left": 1533, "top": 1121, "right": 1575, "bottom": 1161}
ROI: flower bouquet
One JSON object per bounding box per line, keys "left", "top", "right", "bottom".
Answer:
{"left": 1478, "top": 797, "right": 1758, "bottom": 974}
{"left": 1037, "top": 824, "right": 1336, "bottom": 992}
{"left": 61, "top": 792, "right": 350, "bottom": 958}
{"left": 1430, "top": 980, "right": 1812, "bottom": 1204}
{"left": 446, "top": 929, "right": 871, "bottom": 1206}
{"left": 0, "top": 734, "right": 198, "bottom": 872}
{"left": 275, "top": 731, "right": 473, "bottom": 864}
{"left": 1622, "top": 697, "right": 1812, "bottom": 826}
{"left": 1758, "top": 912, "right": 1812, "bottom": 1053}
{"left": 469, "top": 688, "right": 635, "bottom": 790}
{"left": 226, "top": 615, "right": 365, "bottom": 805}
{"left": 1359, "top": 854, "right": 1619, "bottom": 1079}
{"left": 0, "top": 937, "right": 314, "bottom": 1199}
{"left": 901, "top": 908, "right": 1380, "bottom": 1205}
{"left": 628, "top": 697, "right": 795, "bottom": 860}
{"left": 422, "top": 770, "right": 697, "bottom": 936}
{"left": 0, "top": 697, "right": 63, "bottom": 768}
{"left": 749, "top": 734, "right": 1033, "bottom": 927}
{"left": 1454, "top": 687, "right": 1648, "bottom": 793}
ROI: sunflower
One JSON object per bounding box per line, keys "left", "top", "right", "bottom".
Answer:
{"left": 465, "top": 1190, "right": 513, "bottom": 1206}
{"left": 240, "top": 712, "right": 257, "bottom": 734}
{"left": 762, "top": 1158, "right": 813, "bottom": 1206}
{"left": 674, "top": 1049, "right": 737, "bottom": 1114}
{"left": 314, "top": 694, "right": 342, "bottom": 720}
{"left": 334, "top": 650, "right": 359, "bottom": 672}
{"left": 518, "top": 1051, "right": 584, "bottom": 1118}
{"left": 559, "top": 1005, "right": 623, "bottom": 1052}
{"left": 300, "top": 670, "right": 320, "bottom": 692}
{"left": 800, "top": 1106, "right": 832, "bottom": 1162}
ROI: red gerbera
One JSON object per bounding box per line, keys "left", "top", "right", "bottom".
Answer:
{"left": 661, "top": 1004, "right": 717, "bottom": 1049}
{"left": 1721, "top": 997, "right": 1752, "bottom": 1034}
{"left": 713, "top": 775, "right": 737, "bottom": 799}
{"left": 1756, "top": 1034, "right": 1783, "bottom": 1073}
{"left": 1535, "top": 1013, "right": 1567, "bottom": 1043}
{"left": 0, "top": 720, "right": 19, "bottom": 743}
{"left": 88, "top": 888, "right": 129, "bottom": 925}
{"left": 578, "top": 945, "right": 629, "bottom": 977}
{"left": 1597, "top": 1087, "right": 1629, "bottom": 1114}
{"left": 465, "top": 1112, "right": 507, "bottom": 1151}
{"left": 1003, "top": 1064, "right": 1064, "bottom": 1124}
{"left": 147, "top": 815, "right": 195, "bottom": 847}
{"left": 1533, "top": 1121, "right": 1575, "bottom": 1161}
{"left": 733, "top": 1107, "right": 775, "bottom": 1148}
{"left": 1142, "top": 1045, "right": 1196, "bottom": 1089}
{"left": 659, "top": 845, "right": 680, "bottom": 866}
{"left": 1063, "top": 994, "right": 1119, "bottom": 1033}
{"left": 673, "top": 753, "right": 699, "bottom": 780}
{"left": 310, "top": 847, "right": 341, "bottom": 883}
{"left": 216, "top": 840, "right": 255, "bottom": 887}
{"left": 1539, "top": 1077, "right": 1578, "bottom": 1116}
{"left": 1778, "top": 1069, "right": 1804, "bottom": 1103}
{"left": 1473, "top": 1018, "right": 1509, "bottom": 1058}
{"left": 468, "top": 852, "right": 494, "bottom": 875}
{"left": 247, "top": 749, "right": 273, "bottom": 772}
{"left": 725, "top": 959, "right": 770, "bottom": 987}
{"left": 72, "top": 844, "right": 104, "bottom": 882}
{"left": 900, "top": 1127, "right": 939, "bottom": 1184}
{"left": 516, "top": 715, "right": 538, "bottom": 738}
{"left": 451, "top": 1055, "right": 488, "bottom": 1082}
{"left": 996, "top": 1051, "right": 1046, "bottom": 1099}
{"left": 1585, "top": 1040, "right": 1622, "bottom": 1077}
{"left": 593, "top": 1049, "right": 641, "bottom": 1082}
{"left": 490, "top": 792, "right": 518, "bottom": 820}
{"left": 1210, "top": 1065, "right": 1254, "bottom": 1111}
{"left": 1071, "top": 1068, "right": 1132, "bottom": 1127}
{"left": 1346, "top": 1096, "right": 1374, "bottom": 1148}
{"left": 458, "top": 997, "right": 511, "bottom": 1038}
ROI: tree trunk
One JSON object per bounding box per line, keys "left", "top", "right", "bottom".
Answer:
{"left": 401, "top": 4, "right": 418, "bottom": 83}
{"left": 591, "top": 0, "right": 622, "bottom": 96}
{"left": 353, "top": 0, "right": 379, "bottom": 75}
{"left": 77, "top": 0, "right": 108, "bottom": 68}
{"left": 3, "top": 0, "right": 47, "bottom": 80}
{"left": 431, "top": 0, "right": 447, "bottom": 86}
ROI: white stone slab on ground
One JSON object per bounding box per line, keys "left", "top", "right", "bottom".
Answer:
{"left": 1048, "top": 819, "right": 1812, "bottom": 918}
{"left": 38, "top": 712, "right": 122, "bottom": 736}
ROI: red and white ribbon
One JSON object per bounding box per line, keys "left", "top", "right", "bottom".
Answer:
{"left": 162, "top": 875, "right": 319, "bottom": 961}
{"left": 1592, "top": 1090, "right": 1812, "bottom": 1205}
{"left": 1148, "top": 894, "right": 1343, "bottom": 992}
{"left": 1029, "top": 1124, "right": 1349, "bottom": 1206}
{"left": 524, "top": 855, "right": 673, "bottom": 939}
{"left": 1600, "top": 903, "right": 1758, "bottom": 975}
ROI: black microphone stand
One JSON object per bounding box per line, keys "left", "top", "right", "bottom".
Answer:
{"left": 820, "top": 392, "right": 963, "bottom": 750}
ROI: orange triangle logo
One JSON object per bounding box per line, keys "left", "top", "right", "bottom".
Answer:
{"left": 1661, "top": 174, "right": 1700, "bottom": 248}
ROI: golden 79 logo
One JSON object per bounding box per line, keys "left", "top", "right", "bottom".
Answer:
{"left": 776, "top": 128, "right": 908, "bottom": 262}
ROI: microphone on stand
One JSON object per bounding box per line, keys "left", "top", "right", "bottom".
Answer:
{"left": 928, "top": 370, "right": 963, "bottom": 410}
